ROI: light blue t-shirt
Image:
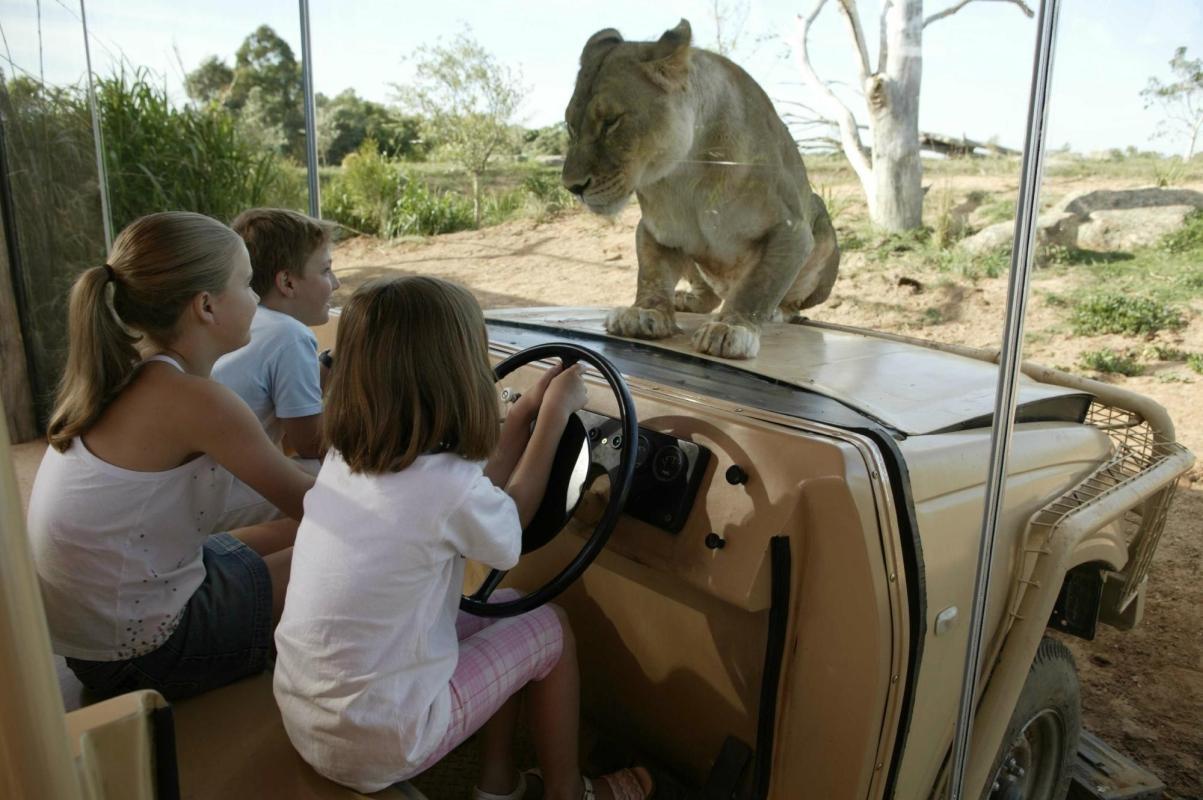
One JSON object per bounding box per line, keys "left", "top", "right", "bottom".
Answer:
{"left": 213, "top": 306, "right": 323, "bottom": 445}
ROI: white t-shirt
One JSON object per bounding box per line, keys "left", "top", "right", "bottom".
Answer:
{"left": 273, "top": 450, "right": 521, "bottom": 792}
{"left": 28, "top": 439, "right": 232, "bottom": 660}
{"left": 212, "top": 305, "right": 323, "bottom": 445}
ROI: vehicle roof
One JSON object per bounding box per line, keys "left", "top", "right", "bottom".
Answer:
{"left": 484, "top": 308, "right": 1092, "bottom": 436}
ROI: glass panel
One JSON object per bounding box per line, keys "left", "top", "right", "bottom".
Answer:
{"left": 78, "top": 0, "right": 310, "bottom": 227}
{"left": 0, "top": 1, "right": 106, "bottom": 424}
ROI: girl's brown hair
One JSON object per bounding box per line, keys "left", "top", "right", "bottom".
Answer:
{"left": 46, "top": 211, "right": 244, "bottom": 451}
{"left": 324, "top": 276, "right": 499, "bottom": 473}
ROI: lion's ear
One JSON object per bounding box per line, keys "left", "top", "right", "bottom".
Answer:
{"left": 581, "top": 28, "right": 623, "bottom": 65}
{"left": 641, "top": 19, "right": 692, "bottom": 92}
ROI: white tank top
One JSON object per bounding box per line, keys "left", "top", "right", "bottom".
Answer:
{"left": 27, "top": 355, "right": 234, "bottom": 660}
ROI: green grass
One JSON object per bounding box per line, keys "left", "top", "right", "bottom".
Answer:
{"left": 1079, "top": 348, "right": 1144, "bottom": 376}
{"left": 975, "top": 197, "right": 1017, "bottom": 225}
{"left": 1070, "top": 294, "right": 1188, "bottom": 336}
{"left": 1189, "top": 353, "right": 1203, "bottom": 375}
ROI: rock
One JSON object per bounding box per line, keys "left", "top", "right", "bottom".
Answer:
{"left": 1055, "top": 187, "right": 1203, "bottom": 216}
{"left": 534, "top": 154, "right": 565, "bottom": 167}
{"left": 959, "top": 222, "right": 1014, "bottom": 255}
{"left": 1076, "top": 205, "right": 1198, "bottom": 251}
{"left": 957, "top": 211, "right": 1080, "bottom": 257}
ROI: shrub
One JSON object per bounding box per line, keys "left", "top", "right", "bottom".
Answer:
{"left": 1188, "top": 353, "right": 1203, "bottom": 375}
{"left": 1070, "top": 294, "right": 1187, "bottom": 336}
{"left": 480, "top": 188, "right": 526, "bottom": 227}
{"left": 1159, "top": 209, "right": 1203, "bottom": 254}
{"left": 388, "top": 180, "right": 474, "bottom": 237}
{"left": 1142, "top": 344, "right": 1189, "bottom": 361}
{"left": 1079, "top": 349, "right": 1143, "bottom": 376}
{"left": 328, "top": 139, "right": 408, "bottom": 235}
{"left": 522, "top": 172, "right": 574, "bottom": 216}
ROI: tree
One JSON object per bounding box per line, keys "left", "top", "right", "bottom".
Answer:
{"left": 709, "top": 0, "right": 752, "bottom": 57}
{"left": 794, "top": 0, "right": 1033, "bottom": 231}
{"left": 184, "top": 56, "right": 234, "bottom": 105}
{"left": 185, "top": 25, "right": 305, "bottom": 160}
{"left": 524, "top": 122, "right": 568, "bottom": 157}
{"left": 1141, "top": 46, "right": 1203, "bottom": 161}
{"left": 316, "top": 89, "right": 426, "bottom": 166}
{"left": 394, "top": 30, "right": 527, "bottom": 227}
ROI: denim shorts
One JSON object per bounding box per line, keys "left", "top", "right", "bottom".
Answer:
{"left": 65, "top": 533, "right": 273, "bottom": 701}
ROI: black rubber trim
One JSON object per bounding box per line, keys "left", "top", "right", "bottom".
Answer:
{"left": 855, "top": 428, "right": 927, "bottom": 796}
{"left": 152, "top": 704, "right": 181, "bottom": 800}
{"left": 485, "top": 319, "right": 927, "bottom": 796}
{"left": 751, "top": 536, "right": 792, "bottom": 800}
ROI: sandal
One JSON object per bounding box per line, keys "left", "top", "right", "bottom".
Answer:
{"left": 592, "top": 767, "right": 654, "bottom": 800}
{"left": 523, "top": 766, "right": 653, "bottom": 800}
{"left": 472, "top": 771, "right": 527, "bottom": 800}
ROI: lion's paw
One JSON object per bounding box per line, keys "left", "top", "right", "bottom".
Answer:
{"left": 674, "top": 289, "right": 720, "bottom": 314}
{"left": 691, "top": 320, "right": 760, "bottom": 360}
{"left": 606, "top": 306, "right": 676, "bottom": 339}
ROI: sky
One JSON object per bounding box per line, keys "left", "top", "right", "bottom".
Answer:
{"left": 1, "top": 0, "right": 1201, "bottom": 156}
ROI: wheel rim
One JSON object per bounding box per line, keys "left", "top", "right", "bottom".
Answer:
{"left": 989, "top": 709, "right": 1066, "bottom": 800}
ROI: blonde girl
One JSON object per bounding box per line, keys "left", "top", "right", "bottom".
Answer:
{"left": 274, "top": 276, "right": 652, "bottom": 800}
{"left": 28, "top": 211, "right": 314, "bottom": 700}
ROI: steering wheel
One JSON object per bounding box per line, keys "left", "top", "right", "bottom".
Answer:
{"left": 460, "top": 342, "right": 638, "bottom": 617}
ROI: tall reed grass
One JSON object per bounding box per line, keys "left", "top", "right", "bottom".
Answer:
{"left": 1, "top": 69, "right": 302, "bottom": 423}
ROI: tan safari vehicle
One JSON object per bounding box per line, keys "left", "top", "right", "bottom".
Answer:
{"left": 1, "top": 303, "right": 1194, "bottom": 800}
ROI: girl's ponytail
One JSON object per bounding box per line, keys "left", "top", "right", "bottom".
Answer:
{"left": 45, "top": 212, "right": 242, "bottom": 452}
{"left": 46, "top": 265, "right": 140, "bottom": 451}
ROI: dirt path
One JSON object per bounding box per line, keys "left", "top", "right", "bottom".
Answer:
{"left": 332, "top": 195, "right": 1202, "bottom": 798}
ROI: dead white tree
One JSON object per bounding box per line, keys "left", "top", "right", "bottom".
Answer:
{"left": 794, "top": 0, "right": 1033, "bottom": 231}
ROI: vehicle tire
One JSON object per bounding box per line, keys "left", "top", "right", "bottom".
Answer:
{"left": 984, "top": 637, "right": 1081, "bottom": 800}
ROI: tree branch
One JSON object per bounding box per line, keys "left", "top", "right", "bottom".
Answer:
{"left": 924, "top": 0, "right": 1034, "bottom": 28}
{"left": 835, "top": 0, "right": 873, "bottom": 85}
{"left": 878, "top": 0, "right": 892, "bottom": 73}
{"left": 794, "top": 5, "right": 873, "bottom": 196}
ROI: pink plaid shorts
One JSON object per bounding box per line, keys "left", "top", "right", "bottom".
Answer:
{"left": 414, "top": 590, "right": 565, "bottom": 772}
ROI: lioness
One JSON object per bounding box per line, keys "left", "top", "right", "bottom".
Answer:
{"left": 562, "top": 19, "right": 839, "bottom": 360}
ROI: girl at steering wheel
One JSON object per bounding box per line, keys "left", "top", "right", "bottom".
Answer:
{"left": 273, "top": 276, "right": 652, "bottom": 800}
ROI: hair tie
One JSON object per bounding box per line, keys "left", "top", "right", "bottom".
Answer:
{"left": 103, "top": 264, "right": 116, "bottom": 282}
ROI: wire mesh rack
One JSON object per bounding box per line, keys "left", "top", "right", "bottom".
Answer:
{"left": 1027, "top": 401, "right": 1189, "bottom": 611}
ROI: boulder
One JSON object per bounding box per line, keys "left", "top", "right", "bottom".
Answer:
{"left": 959, "top": 188, "right": 1203, "bottom": 256}
{"left": 534, "top": 154, "right": 565, "bottom": 167}
{"left": 957, "top": 211, "right": 1081, "bottom": 258}
{"left": 1055, "top": 187, "right": 1203, "bottom": 216}
{"left": 1076, "top": 205, "right": 1198, "bottom": 251}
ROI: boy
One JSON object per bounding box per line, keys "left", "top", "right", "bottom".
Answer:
{"left": 213, "top": 208, "right": 339, "bottom": 528}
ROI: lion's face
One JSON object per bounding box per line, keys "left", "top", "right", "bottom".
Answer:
{"left": 562, "top": 22, "right": 696, "bottom": 216}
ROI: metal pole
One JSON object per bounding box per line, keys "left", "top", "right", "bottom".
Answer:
{"left": 78, "top": 0, "right": 112, "bottom": 250}
{"left": 298, "top": 0, "right": 320, "bottom": 218}
{"left": 947, "top": 0, "right": 1061, "bottom": 797}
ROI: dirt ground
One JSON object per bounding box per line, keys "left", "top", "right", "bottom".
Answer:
{"left": 331, "top": 175, "right": 1203, "bottom": 798}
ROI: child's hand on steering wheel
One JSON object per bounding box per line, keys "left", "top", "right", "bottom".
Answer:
{"left": 509, "top": 361, "right": 561, "bottom": 422}
{"left": 544, "top": 363, "right": 588, "bottom": 421}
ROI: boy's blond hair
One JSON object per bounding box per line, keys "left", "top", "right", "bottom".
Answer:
{"left": 324, "top": 276, "right": 499, "bottom": 473}
{"left": 230, "top": 208, "right": 332, "bottom": 297}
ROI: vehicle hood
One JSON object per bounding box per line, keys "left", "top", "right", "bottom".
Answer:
{"left": 484, "top": 308, "right": 1092, "bottom": 437}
